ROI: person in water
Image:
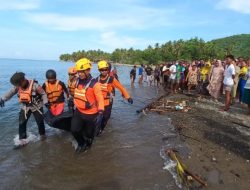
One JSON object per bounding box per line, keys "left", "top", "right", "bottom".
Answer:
{"left": 42, "top": 69, "right": 69, "bottom": 116}
{"left": 138, "top": 64, "right": 144, "bottom": 84}
{"left": 0, "top": 72, "right": 48, "bottom": 145}
{"left": 110, "top": 66, "right": 119, "bottom": 80}
{"left": 71, "top": 58, "right": 104, "bottom": 153}
{"left": 67, "top": 67, "right": 77, "bottom": 98}
{"left": 96, "top": 60, "right": 133, "bottom": 136}
{"left": 67, "top": 67, "right": 77, "bottom": 109}
{"left": 130, "top": 65, "right": 136, "bottom": 86}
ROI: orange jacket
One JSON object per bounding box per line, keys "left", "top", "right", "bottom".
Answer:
{"left": 74, "top": 76, "right": 104, "bottom": 114}
{"left": 43, "top": 80, "right": 69, "bottom": 104}
{"left": 68, "top": 78, "right": 77, "bottom": 97}
{"left": 97, "top": 75, "right": 130, "bottom": 106}
{"left": 18, "top": 80, "right": 34, "bottom": 103}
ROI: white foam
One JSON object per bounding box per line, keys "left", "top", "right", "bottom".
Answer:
{"left": 160, "top": 148, "right": 182, "bottom": 189}
{"left": 71, "top": 139, "right": 78, "bottom": 150}
{"left": 163, "top": 159, "right": 182, "bottom": 189}
{"left": 13, "top": 132, "right": 38, "bottom": 146}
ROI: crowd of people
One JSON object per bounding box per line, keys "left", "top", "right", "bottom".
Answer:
{"left": 130, "top": 55, "right": 250, "bottom": 114}
{"left": 0, "top": 58, "right": 133, "bottom": 153}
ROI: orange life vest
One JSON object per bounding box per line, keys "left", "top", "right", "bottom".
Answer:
{"left": 18, "top": 80, "right": 34, "bottom": 103}
{"left": 98, "top": 76, "right": 113, "bottom": 106}
{"left": 74, "top": 79, "right": 98, "bottom": 113}
{"left": 68, "top": 78, "right": 77, "bottom": 97}
{"left": 45, "top": 80, "right": 63, "bottom": 104}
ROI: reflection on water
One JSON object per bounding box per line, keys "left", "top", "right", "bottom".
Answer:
{"left": 0, "top": 59, "right": 181, "bottom": 189}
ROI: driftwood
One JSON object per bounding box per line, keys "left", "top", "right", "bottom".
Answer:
{"left": 232, "top": 121, "right": 250, "bottom": 129}
{"left": 156, "top": 105, "right": 172, "bottom": 109}
{"left": 150, "top": 108, "right": 167, "bottom": 112}
{"left": 179, "top": 133, "right": 202, "bottom": 143}
{"left": 136, "top": 95, "right": 166, "bottom": 113}
{"left": 166, "top": 149, "right": 207, "bottom": 187}
{"left": 136, "top": 93, "right": 191, "bottom": 114}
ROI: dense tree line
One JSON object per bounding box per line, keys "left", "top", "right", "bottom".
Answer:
{"left": 59, "top": 34, "right": 250, "bottom": 64}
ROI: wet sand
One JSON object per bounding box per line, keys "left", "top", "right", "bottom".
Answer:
{"left": 158, "top": 93, "right": 250, "bottom": 190}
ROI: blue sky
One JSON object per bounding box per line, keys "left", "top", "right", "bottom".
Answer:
{"left": 0, "top": 0, "right": 250, "bottom": 60}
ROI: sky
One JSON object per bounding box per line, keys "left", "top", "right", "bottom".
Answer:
{"left": 0, "top": 0, "right": 250, "bottom": 60}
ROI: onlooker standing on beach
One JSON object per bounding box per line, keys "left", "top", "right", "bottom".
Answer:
{"left": 186, "top": 63, "right": 198, "bottom": 94}
{"left": 153, "top": 66, "right": 161, "bottom": 87}
{"left": 222, "top": 55, "right": 236, "bottom": 111}
{"left": 238, "top": 61, "right": 248, "bottom": 103}
{"left": 179, "top": 62, "right": 186, "bottom": 92}
{"left": 145, "top": 65, "right": 153, "bottom": 86}
{"left": 175, "top": 62, "right": 182, "bottom": 92}
{"left": 159, "top": 64, "right": 164, "bottom": 85}
{"left": 207, "top": 60, "right": 224, "bottom": 101}
{"left": 199, "top": 61, "right": 211, "bottom": 95}
{"left": 242, "top": 63, "right": 250, "bottom": 114}
{"left": 231, "top": 60, "right": 240, "bottom": 103}
{"left": 138, "top": 64, "right": 144, "bottom": 84}
{"left": 169, "top": 62, "right": 177, "bottom": 93}
{"left": 196, "top": 60, "right": 204, "bottom": 94}
{"left": 247, "top": 58, "right": 250, "bottom": 70}
{"left": 162, "top": 63, "right": 170, "bottom": 88}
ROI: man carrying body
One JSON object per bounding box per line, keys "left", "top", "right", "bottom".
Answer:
{"left": 0, "top": 72, "right": 48, "bottom": 146}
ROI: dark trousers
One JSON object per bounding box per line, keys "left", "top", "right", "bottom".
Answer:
{"left": 163, "top": 75, "right": 169, "bottom": 88}
{"left": 19, "top": 108, "right": 45, "bottom": 139}
{"left": 71, "top": 109, "right": 97, "bottom": 147}
{"left": 101, "top": 103, "right": 113, "bottom": 131}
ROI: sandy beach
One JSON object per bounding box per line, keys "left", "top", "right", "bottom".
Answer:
{"left": 150, "top": 92, "right": 250, "bottom": 190}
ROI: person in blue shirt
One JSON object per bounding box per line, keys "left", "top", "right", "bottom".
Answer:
{"left": 138, "top": 64, "right": 144, "bottom": 84}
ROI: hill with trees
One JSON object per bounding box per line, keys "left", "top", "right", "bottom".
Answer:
{"left": 59, "top": 34, "right": 250, "bottom": 64}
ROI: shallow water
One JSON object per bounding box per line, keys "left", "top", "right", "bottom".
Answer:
{"left": 0, "top": 59, "right": 183, "bottom": 189}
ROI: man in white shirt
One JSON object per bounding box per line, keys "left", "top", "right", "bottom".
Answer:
{"left": 222, "top": 55, "right": 236, "bottom": 111}
{"left": 169, "top": 63, "right": 177, "bottom": 93}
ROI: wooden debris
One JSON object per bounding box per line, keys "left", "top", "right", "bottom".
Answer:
{"left": 179, "top": 133, "right": 202, "bottom": 143}
{"left": 136, "top": 95, "right": 166, "bottom": 113}
{"left": 150, "top": 98, "right": 191, "bottom": 113}
{"left": 136, "top": 94, "right": 192, "bottom": 115}
{"left": 232, "top": 121, "right": 250, "bottom": 129}
{"left": 166, "top": 149, "right": 207, "bottom": 188}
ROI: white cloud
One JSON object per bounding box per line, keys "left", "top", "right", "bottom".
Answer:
{"left": 99, "top": 32, "right": 140, "bottom": 49}
{"left": 26, "top": 13, "right": 107, "bottom": 31}
{"left": 24, "top": 4, "right": 174, "bottom": 31}
{"left": 217, "top": 0, "right": 250, "bottom": 14}
{"left": 96, "top": 31, "right": 155, "bottom": 51}
{"left": 0, "top": 0, "right": 40, "bottom": 10}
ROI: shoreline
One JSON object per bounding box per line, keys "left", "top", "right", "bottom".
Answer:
{"left": 153, "top": 92, "right": 250, "bottom": 189}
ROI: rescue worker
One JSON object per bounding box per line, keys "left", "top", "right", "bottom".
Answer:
{"left": 67, "top": 67, "right": 77, "bottom": 97}
{"left": 42, "top": 69, "right": 69, "bottom": 116}
{"left": 67, "top": 67, "right": 77, "bottom": 109}
{"left": 0, "top": 72, "right": 48, "bottom": 145}
{"left": 71, "top": 58, "right": 104, "bottom": 153}
{"left": 96, "top": 60, "right": 133, "bottom": 136}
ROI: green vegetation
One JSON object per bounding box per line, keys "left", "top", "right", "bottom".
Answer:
{"left": 59, "top": 34, "right": 250, "bottom": 64}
